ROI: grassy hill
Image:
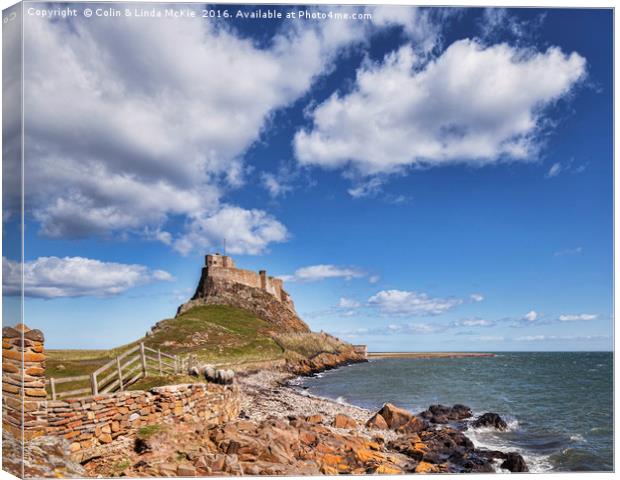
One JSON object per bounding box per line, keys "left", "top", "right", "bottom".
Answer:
{"left": 46, "top": 305, "right": 350, "bottom": 394}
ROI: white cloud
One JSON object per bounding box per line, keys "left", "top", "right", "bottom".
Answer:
{"left": 479, "top": 8, "right": 546, "bottom": 43}
{"left": 558, "top": 313, "right": 598, "bottom": 322}
{"left": 452, "top": 318, "right": 493, "bottom": 327}
{"left": 347, "top": 177, "right": 385, "bottom": 199}
{"left": 261, "top": 173, "right": 293, "bottom": 199}
{"left": 546, "top": 162, "right": 562, "bottom": 178}
{"left": 2, "top": 256, "right": 172, "bottom": 299}
{"left": 554, "top": 246, "right": 583, "bottom": 257}
{"left": 294, "top": 39, "right": 586, "bottom": 176}
{"left": 18, "top": 11, "right": 369, "bottom": 252}
{"left": 339, "top": 297, "right": 362, "bottom": 309}
{"left": 368, "top": 289, "right": 462, "bottom": 316}
{"left": 337, "top": 322, "right": 447, "bottom": 336}
{"left": 523, "top": 310, "right": 539, "bottom": 322}
{"left": 515, "top": 334, "right": 609, "bottom": 342}
{"left": 173, "top": 206, "right": 288, "bottom": 256}
{"left": 368, "top": 275, "right": 381, "bottom": 284}
{"left": 469, "top": 293, "right": 485, "bottom": 302}
{"left": 477, "top": 335, "right": 504, "bottom": 342}
{"left": 280, "top": 264, "right": 366, "bottom": 283}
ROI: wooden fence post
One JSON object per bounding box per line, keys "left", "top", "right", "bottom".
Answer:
{"left": 158, "top": 349, "right": 163, "bottom": 376}
{"left": 90, "top": 372, "right": 98, "bottom": 395}
{"left": 140, "top": 342, "right": 147, "bottom": 378}
{"left": 116, "top": 356, "right": 124, "bottom": 391}
{"left": 50, "top": 377, "right": 57, "bottom": 400}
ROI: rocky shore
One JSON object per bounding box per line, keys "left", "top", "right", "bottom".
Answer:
{"left": 83, "top": 367, "right": 527, "bottom": 476}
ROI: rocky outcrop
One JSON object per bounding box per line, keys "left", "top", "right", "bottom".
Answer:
{"left": 2, "top": 430, "right": 85, "bottom": 478}
{"left": 286, "top": 349, "right": 367, "bottom": 376}
{"left": 178, "top": 277, "right": 309, "bottom": 333}
{"left": 177, "top": 254, "right": 309, "bottom": 333}
{"left": 83, "top": 403, "right": 527, "bottom": 476}
{"left": 471, "top": 412, "right": 508, "bottom": 431}
{"left": 420, "top": 404, "right": 473, "bottom": 424}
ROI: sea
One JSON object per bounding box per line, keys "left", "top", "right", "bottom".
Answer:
{"left": 296, "top": 352, "right": 613, "bottom": 472}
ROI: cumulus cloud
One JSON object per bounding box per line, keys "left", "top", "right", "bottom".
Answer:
{"left": 469, "top": 293, "right": 485, "bottom": 302}
{"left": 368, "top": 289, "right": 462, "bottom": 316}
{"left": 558, "top": 313, "right": 598, "bottom": 322}
{"left": 173, "top": 206, "right": 288, "bottom": 256}
{"left": 280, "top": 264, "right": 366, "bottom": 282}
{"left": 18, "top": 10, "right": 369, "bottom": 253}
{"left": 523, "top": 310, "right": 539, "bottom": 322}
{"left": 294, "top": 39, "right": 586, "bottom": 177}
{"left": 3, "top": 256, "right": 173, "bottom": 299}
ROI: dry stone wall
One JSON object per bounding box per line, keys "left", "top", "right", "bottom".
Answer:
{"left": 2, "top": 325, "right": 241, "bottom": 463}
{"left": 2, "top": 324, "right": 48, "bottom": 440}
{"left": 48, "top": 383, "right": 239, "bottom": 462}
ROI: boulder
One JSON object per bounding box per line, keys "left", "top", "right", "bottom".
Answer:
{"left": 366, "top": 413, "right": 389, "bottom": 430}
{"left": 332, "top": 414, "right": 357, "bottom": 429}
{"left": 420, "top": 404, "right": 472, "bottom": 424}
{"left": 471, "top": 413, "right": 508, "bottom": 431}
{"left": 374, "top": 403, "right": 415, "bottom": 430}
{"left": 396, "top": 416, "right": 429, "bottom": 434}
{"left": 500, "top": 452, "right": 528, "bottom": 472}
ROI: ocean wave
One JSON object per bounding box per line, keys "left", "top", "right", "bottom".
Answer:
{"left": 468, "top": 430, "right": 553, "bottom": 473}
{"left": 570, "top": 434, "right": 586, "bottom": 443}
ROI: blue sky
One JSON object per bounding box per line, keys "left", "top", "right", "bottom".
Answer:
{"left": 2, "top": 4, "right": 613, "bottom": 351}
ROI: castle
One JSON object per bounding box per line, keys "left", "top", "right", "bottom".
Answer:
{"left": 177, "top": 254, "right": 309, "bottom": 333}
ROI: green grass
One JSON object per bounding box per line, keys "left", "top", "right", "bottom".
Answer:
{"left": 129, "top": 374, "right": 203, "bottom": 391}
{"left": 46, "top": 305, "right": 287, "bottom": 395}
{"left": 273, "top": 331, "right": 350, "bottom": 359}
{"left": 137, "top": 424, "right": 165, "bottom": 439}
{"left": 46, "top": 305, "right": 354, "bottom": 398}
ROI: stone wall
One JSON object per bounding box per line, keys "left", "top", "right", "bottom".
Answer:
{"left": 198, "top": 254, "right": 295, "bottom": 310}
{"left": 2, "top": 324, "right": 48, "bottom": 440}
{"left": 47, "top": 383, "right": 240, "bottom": 462}
{"left": 2, "top": 325, "right": 241, "bottom": 464}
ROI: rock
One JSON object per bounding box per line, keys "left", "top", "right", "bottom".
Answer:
{"left": 177, "top": 464, "right": 197, "bottom": 476}
{"left": 471, "top": 412, "right": 508, "bottom": 431}
{"left": 500, "top": 452, "right": 528, "bottom": 472}
{"left": 305, "top": 414, "right": 323, "bottom": 424}
{"left": 57, "top": 364, "right": 66, "bottom": 371}
{"left": 373, "top": 403, "right": 415, "bottom": 430}
{"left": 420, "top": 404, "right": 472, "bottom": 424}
{"left": 333, "top": 414, "right": 357, "bottom": 429}
{"left": 366, "top": 413, "right": 389, "bottom": 430}
{"left": 396, "top": 416, "right": 429, "bottom": 433}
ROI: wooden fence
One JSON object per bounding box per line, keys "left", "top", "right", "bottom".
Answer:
{"left": 48, "top": 344, "right": 196, "bottom": 400}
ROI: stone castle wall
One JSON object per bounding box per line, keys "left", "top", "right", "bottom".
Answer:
{"left": 179, "top": 254, "right": 309, "bottom": 332}
{"left": 200, "top": 254, "right": 293, "bottom": 309}
{"left": 179, "top": 277, "right": 310, "bottom": 332}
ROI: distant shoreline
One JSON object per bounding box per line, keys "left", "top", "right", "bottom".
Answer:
{"left": 368, "top": 352, "right": 496, "bottom": 359}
